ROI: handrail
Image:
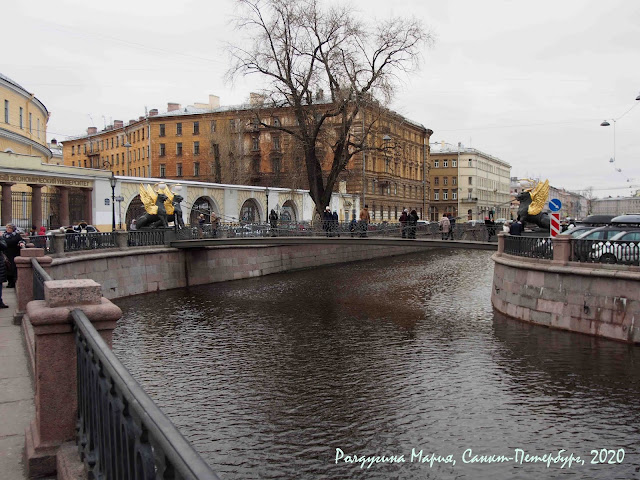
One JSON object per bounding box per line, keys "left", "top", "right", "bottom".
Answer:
{"left": 72, "top": 309, "right": 220, "bottom": 480}
{"left": 31, "top": 257, "right": 52, "bottom": 301}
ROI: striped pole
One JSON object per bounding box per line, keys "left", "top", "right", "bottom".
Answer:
{"left": 550, "top": 212, "right": 561, "bottom": 237}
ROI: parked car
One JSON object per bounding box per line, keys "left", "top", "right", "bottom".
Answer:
{"left": 590, "top": 230, "right": 640, "bottom": 265}
{"left": 574, "top": 225, "right": 640, "bottom": 263}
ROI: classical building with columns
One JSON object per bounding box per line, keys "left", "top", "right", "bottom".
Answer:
{"left": 0, "top": 150, "right": 357, "bottom": 231}
{"left": 1, "top": 73, "right": 52, "bottom": 162}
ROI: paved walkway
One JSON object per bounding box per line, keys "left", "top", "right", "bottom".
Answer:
{"left": 0, "top": 287, "right": 33, "bottom": 480}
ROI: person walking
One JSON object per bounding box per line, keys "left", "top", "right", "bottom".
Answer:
{"left": 447, "top": 215, "right": 456, "bottom": 240}
{"left": 322, "top": 207, "right": 333, "bottom": 237}
{"left": 269, "top": 209, "right": 278, "bottom": 237}
{"left": 3, "top": 224, "right": 25, "bottom": 288}
{"left": 407, "top": 209, "right": 419, "bottom": 239}
{"left": 211, "top": 212, "right": 221, "bottom": 238}
{"left": 332, "top": 211, "right": 340, "bottom": 237}
{"left": 359, "top": 205, "right": 371, "bottom": 237}
{"left": 399, "top": 209, "right": 409, "bottom": 238}
{"left": 439, "top": 214, "right": 451, "bottom": 240}
{"left": 0, "top": 235, "right": 9, "bottom": 307}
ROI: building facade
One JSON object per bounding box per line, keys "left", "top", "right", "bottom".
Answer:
{"left": 62, "top": 96, "right": 432, "bottom": 222}
{"left": 0, "top": 73, "right": 51, "bottom": 162}
{"left": 591, "top": 195, "right": 640, "bottom": 216}
{"left": 430, "top": 143, "right": 511, "bottom": 221}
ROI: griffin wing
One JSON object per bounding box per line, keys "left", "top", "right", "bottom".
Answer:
{"left": 157, "top": 186, "right": 175, "bottom": 215}
{"left": 528, "top": 179, "right": 549, "bottom": 216}
{"left": 139, "top": 184, "right": 158, "bottom": 215}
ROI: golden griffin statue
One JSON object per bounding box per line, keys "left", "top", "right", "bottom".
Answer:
{"left": 515, "top": 179, "right": 551, "bottom": 230}
{"left": 136, "top": 184, "right": 184, "bottom": 229}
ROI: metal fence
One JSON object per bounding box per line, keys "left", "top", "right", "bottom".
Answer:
{"left": 572, "top": 239, "right": 640, "bottom": 266}
{"left": 72, "top": 309, "right": 220, "bottom": 480}
{"left": 31, "top": 257, "right": 52, "bottom": 301}
{"left": 504, "top": 235, "right": 554, "bottom": 260}
{"left": 64, "top": 232, "right": 117, "bottom": 252}
{"left": 128, "top": 229, "right": 166, "bottom": 247}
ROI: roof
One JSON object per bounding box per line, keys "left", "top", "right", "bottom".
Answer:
{"left": 0, "top": 72, "right": 50, "bottom": 117}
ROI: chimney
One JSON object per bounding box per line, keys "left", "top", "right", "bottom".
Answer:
{"left": 129, "top": 119, "right": 136, "bottom": 126}
{"left": 114, "top": 120, "right": 124, "bottom": 129}
{"left": 51, "top": 139, "right": 57, "bottom": 145}
{"left": 315, "top": 89, "right": 324, "bottom": 101}
{"left": 87, "top": 127, "right": 98, "bottom": 135}
{"left": 149, "top": 109, "right": 158, "bottom": 117}
{"left": 167, "top": 102, "right": 181, "bottom": 112}
{"left": 249, "top": 92, "right": 265, "bottom": 106}
{"left": 209, "top": 95, "right": 220, "bottom": 109}
{"left": 139, "top": 116, "right": 144, "bottom": 121}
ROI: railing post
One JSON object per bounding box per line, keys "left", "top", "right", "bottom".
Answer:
{"left": 552, "top": 235, "right": 571, "bottom": 265}
{"left": 115, "top": 230, "right": 129, "bottom": 249}
{"left": 497, "top": 232, "right": 506, "bottom": 255}
{"left": 23, "top": 279, "right": 122, "bottom": 479}
{"left": 52, "top": 233, "right": 66, "bottom": 255}
{"left": 14, "top": 248, "right": 52, "bottom": 325}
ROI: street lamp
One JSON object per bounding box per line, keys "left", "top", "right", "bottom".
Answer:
{"left": 265, "top": 186, "right": 270, "bottom": 222}
{"left": 109, "top": 174, "right": 117, "bottom": 231}
{"left": 600, "top": 119, "right": 616, "bottom": 163}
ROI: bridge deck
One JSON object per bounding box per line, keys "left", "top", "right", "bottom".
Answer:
{"left": 170, "top": 236, "right": 498, "bottom": 250}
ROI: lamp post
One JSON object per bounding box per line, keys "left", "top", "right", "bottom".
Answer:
{"left": 265, "top": 186, "right": 270, "bottom": 222}
{"left": 109, "top": 173, "right": 117, "bottom": 231}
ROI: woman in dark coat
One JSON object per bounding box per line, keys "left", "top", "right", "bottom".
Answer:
{"left": 407, "top": 210, "right": 419, "bottom": 239}
{"left": 3, "top": 225, "right": 25, "bottom": 288}
{"left": 0, "top": 236, "right": 8, "bottom": 307}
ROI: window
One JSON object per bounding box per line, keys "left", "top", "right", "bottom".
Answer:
{"left": 434, "top": 190, "right": 439, "bottom": 201}
{"left": 272, "top": 157, "right": 281, "bottom": 174}
{"left": 210, "top": 120, "right": 217, "bottom": 132}
{"left": 452, "top": 159, "right": 457, "bottom": 167}
{"left": 159, "top": 144, "right": 166, "bottom": 156}
{"left": 468, "top": 159, "right": 472, "bottom": 167}
{"left": 443, "top": 190, "right": 448, "bottom": 200}
{"left": 193, "top": 121, "right": 200, "bottom": 134}
{"left": 443, "top": 160, "right": 448, "bottom": 168}
{"left": 453, "top": 177, "right": 457, "bottom": 185}
{"left": 176, "top": 123, "right": 182, "bottom": 136}
{"left": 194, "top": 141, "right": 200, "bottom": 155}
{"left": 443, "top": 177, "right": 448, "bottom": 185}
{"left": 4, "top": 100, "right": 8, "bottom": 123}
{"left": 116, "top": 153, "right": 119, "bottom": 165}
{"left": 252, "top": 137, "right": 259, "bottom": 151}
{"left": 434, "top": 160, "right": 439, "bottom": 168}
{"left": 160, "top": 164, "right": 166, "bottom": 178}
{"left": 194, "top": 162, "right": 200, "bottom": 176}
{"left": 452, "top": 192, "right": 457, "bottom": 200}
{"left": 229, "top": 119, "right": 236, "bottom": 131}
{"left": 37, "top": 118, "right": 40, "bottom": 138}
{"left": 71, "top": 146, "right": 75, "bottom": 155}
{"left": 141, "top": 129, "right": 144, "bottom": 140}
{"left": 273, "top": 136, "right": 281, "bottom": 151}
{"left": 468, "top": 177, "right": 473, "bottom": 185}
{"left": 159, "top": 124, "right": 165, "bottom": 137}
{"left": 19, "top": 107, "right": 23, "bottom": 128}
{"left": 273, "top": 117, "right": 280, "bottom": 127}
{"left": 176, "top": 163, "right": 183, "bottom": 177}
{"left": 29, "top": 113, "right": 32, "bottom": 133}
{"left": 176, "top": 142, "right": 183, "bottom": 156}
{"left": 434, "top": 177, "right": 439, "bottom": 185}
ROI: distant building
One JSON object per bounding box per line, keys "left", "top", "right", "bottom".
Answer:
{"left": 510, "top": 177, "right": 590, "bottom": 220}
{"left": 591, "top": 196, "right": 640, "bottom": 216}
{"left": 430, "top": 142, "right": 511, "bottom": 221}
{"left": 0, "top": 72, "right": 52, "bottom": 162}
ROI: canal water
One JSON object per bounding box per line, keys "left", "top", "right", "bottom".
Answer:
{"left": 113, "top": 249, "right": 640, "bottom": 480}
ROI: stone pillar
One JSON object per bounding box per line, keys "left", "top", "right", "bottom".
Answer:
{"left": 115, "top": 230, "right": 129, "bottom": 249}
{"left": 14, "top": 248, "right": 52, "bottom": 324}
{"left": 552, "top": 235, "right": 571, "bottom": 265}
{"left": 83, "top": 188, "right": 93, "bottom": 225}
{"left": 1, "top": 182, "right": 14, "bottom": 225}
{"left": 497, "top": 232, "right": 506, "bottom": 255}
{"left": 24, "top": 279, "right": 122, "bottom": 479}
{"left": 51, "top": 233, "right": 66, "bottom": 255}
{"left": 59, "top": 187, "right": 70, "bottom": 227}
{"left": 29, "top": 184, "right": 44, "bottom": 229}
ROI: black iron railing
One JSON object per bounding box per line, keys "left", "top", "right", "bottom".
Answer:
{"left": 572, "top": 239, "right": 640, "bottom": 265}
{"left": 72, "top": 309, "right": 220, "bottom": 480}
{"left": 127, "top": 229, "right": 166, "bottom": 246}
{"left": 65, "top": 232, "right": 117, "bottom": 252}
{"left": 504, "top": 235, "right": 554, "bottom": 259}
{"left": 31, "top": 257, "right": 52, "bottom": 301}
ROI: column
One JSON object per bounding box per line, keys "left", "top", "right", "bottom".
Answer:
{"left": 1, "top": 182, "right": 14, "bottom": 225}
{"left": 59, "top": 187, "right": 70, "bottom": 227}
{"left": 29, "top": 184, "right": 44, "bottom": 229}
{"left": 83, "top": 188, "right": 93, "bottom": 225}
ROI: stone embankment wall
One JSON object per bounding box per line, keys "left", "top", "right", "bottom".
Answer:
{"left": 49, "top": 244, "right": 424, "bottom": 299}
{"left": 492, "top": 250, "right": 640, "bottom": 344}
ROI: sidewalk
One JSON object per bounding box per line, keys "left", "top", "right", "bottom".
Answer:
{"left": 0, "top": 287, "right": 33, "bottom": 480}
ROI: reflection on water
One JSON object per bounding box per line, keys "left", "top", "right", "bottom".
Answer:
{"left": 113, "top": 249, "right": 640, "bottom": 480}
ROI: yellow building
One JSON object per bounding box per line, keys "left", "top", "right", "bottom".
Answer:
{"left": 62, "top": 95, "right": 433, "bottom": 221}
{"left": 1, "top": 73, "right": 52, "bottom": 162}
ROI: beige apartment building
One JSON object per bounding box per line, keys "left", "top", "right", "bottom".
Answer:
{"left": 430, "top": 143, "right": 511, "bottom": 221}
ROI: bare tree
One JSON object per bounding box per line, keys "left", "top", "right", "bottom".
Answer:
{"left": 228, "top": 0, "right": 433, "bottom": 215}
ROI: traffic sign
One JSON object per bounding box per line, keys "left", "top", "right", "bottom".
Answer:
{"left": 549, "top": 199, "right": 562, "bottom": 212}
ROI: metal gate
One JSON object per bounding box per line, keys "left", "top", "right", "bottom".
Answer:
{"left": 69, "top": 190, "right": 86, "bottom": 225}
{"left": 11, "top": 191, "right": 31, "bottom": 229}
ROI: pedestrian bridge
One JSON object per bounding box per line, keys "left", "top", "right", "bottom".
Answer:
{"left": 169, "top": 236, "right": 498, "bottom": 251}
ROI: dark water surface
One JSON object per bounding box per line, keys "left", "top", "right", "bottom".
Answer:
{"left": 113, "top": 249, "right": 640, "bottom": 480}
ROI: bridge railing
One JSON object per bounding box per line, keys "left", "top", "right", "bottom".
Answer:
{"left": 571, "top": 238, "right": 640, "bottom": 266}
{"left": 72, "top": 309, "right": 220, "bottom": 480}
{"left": 504, "top": 235, "right": 554, "bottom": 260}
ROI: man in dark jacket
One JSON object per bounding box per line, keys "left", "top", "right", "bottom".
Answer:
{"left": 332, "top": 211, "right": 340, "bottom": 237}
{"left": 269, "top": 209, "right": 278, "bottom": 237}
{"left": 509, "top": 217, "right": 524, "bottom": 236}
{"left": 0, "top": 236, "right": 8, "bottom": 307}
{"left": 322, "top": 207, "right": 333, "bottom": 237}
{"left": 3, "top": 225, "right": 25, "bottom": 288}
{"left": 408, "top": 210, "right": 419, "bottom": 239}
{"left": 399, "top": 209, "right": 409, "bottom": 238}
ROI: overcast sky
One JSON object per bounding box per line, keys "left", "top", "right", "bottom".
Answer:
{"left": 4, "top": 0, "right": 639, "bottom": 199}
